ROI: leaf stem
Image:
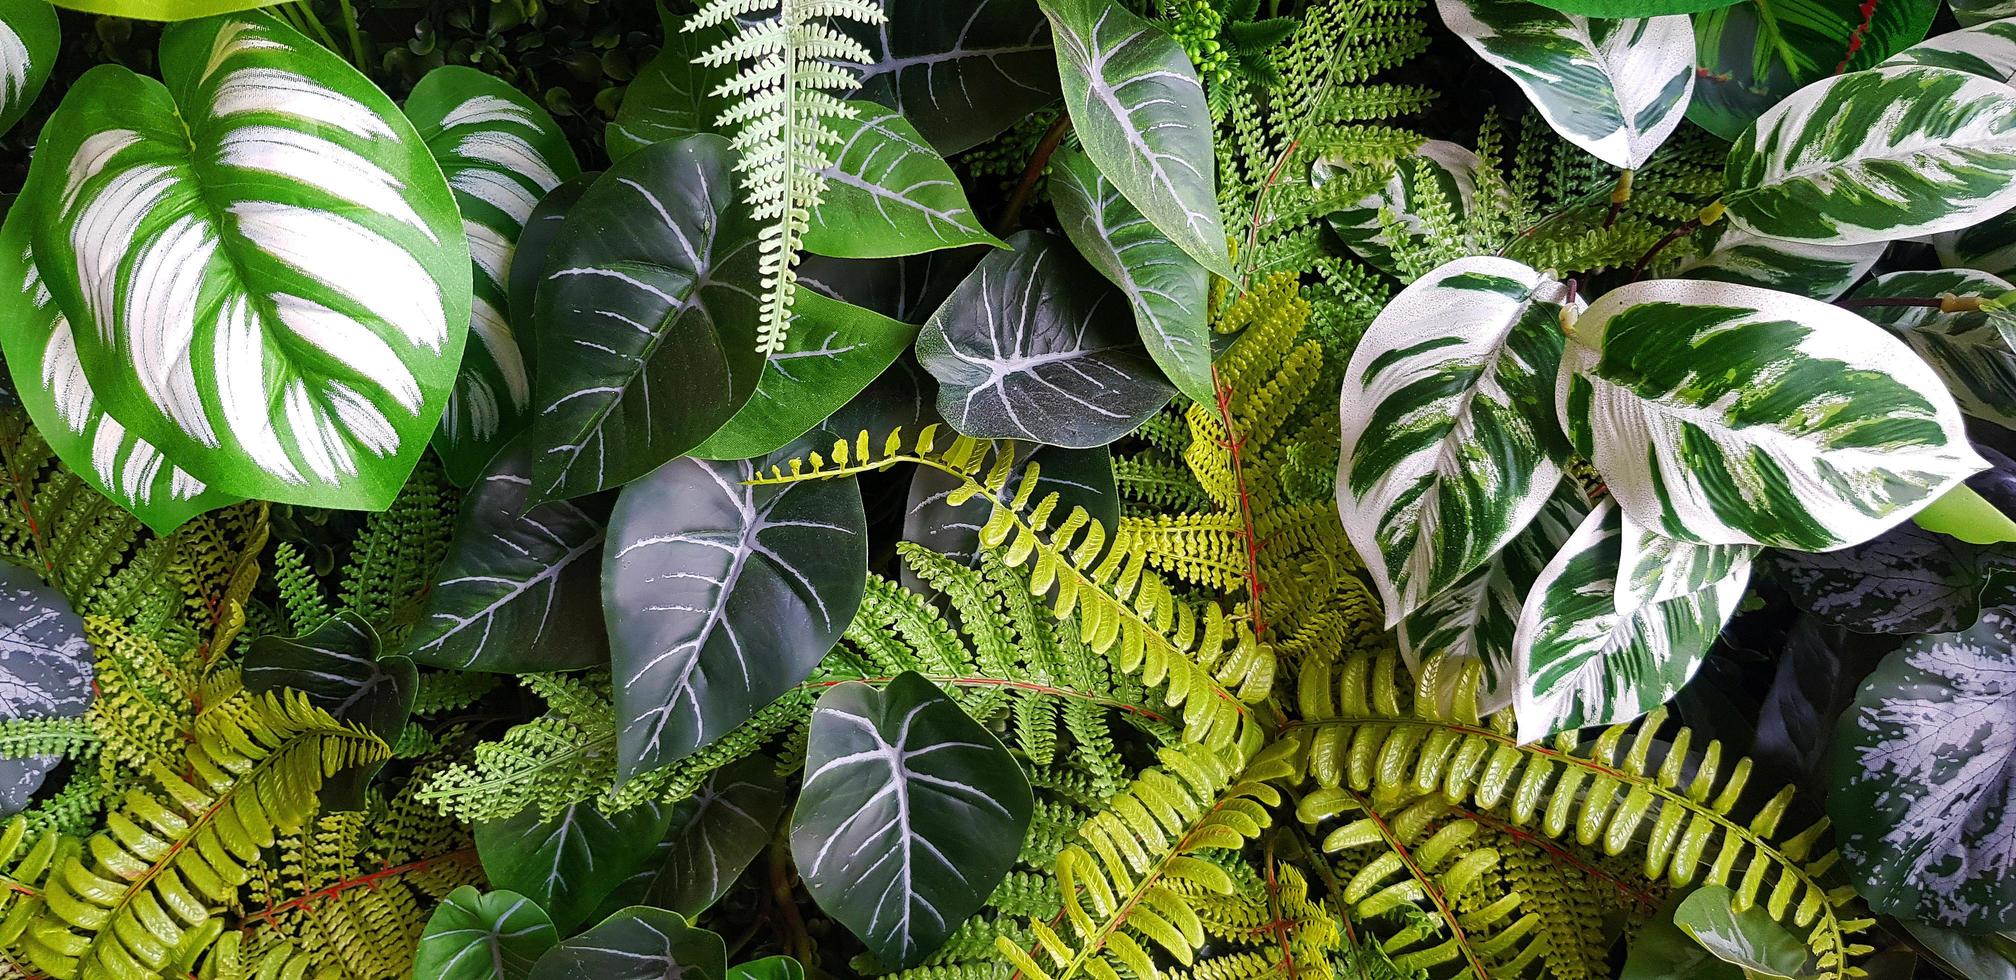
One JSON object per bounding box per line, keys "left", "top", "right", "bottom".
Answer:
{"left": 1835, "top": 295, "right": 1980, "bottom": 311}
{"left": 1629, "top": 218, "right": 1700, "bottom": 281}
{"left": 999, "top": 114, "right": 1073, "bottom": 234}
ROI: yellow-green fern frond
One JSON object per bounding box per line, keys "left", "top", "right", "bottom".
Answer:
{"left": 0, "top": 815, "right": 64, "bottom": 965}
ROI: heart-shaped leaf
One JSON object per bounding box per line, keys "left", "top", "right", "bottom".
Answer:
{"left": 799, "top": 251, "right": 980, "bottom": 326}
{"left": 415, "top": 886, "right": 558, "bottom": 980}
{"left": 1898, "top": 921, "right": 2016, "bottom": 979}
{"left": 606, "top": 11, "right": 730, "bottom": 163}
{"left": 0, "top": 0, "right": 57, "bottom": 138}
{"left": 243, "top": 610, "right": 413, "bottom": 808}
{"left": 599, "top": 757, "right": 787, "bottom": 919}
{"left": 842, "top": 0, "right": 1058, "bottom": 155}
{"left": 1661, "top": 221, "right": 1885, "bottom": 302}
{"left": 1851, "top": 269, "right": 2016, "bottom": 431}
{"left": 791, "top": 672, "right": 1033, "bottom": 967}
{"left": 728, "top": 958, "right": 804, "bottom": 980}
{"left": 529, "top": 907, "right": 726, "bottom": 980}
{"left": 0, "top": 564, "right": 90, "bottom": 816}
{"left": 605, "top": 454, "right": 867, "bottom": 778}
{"left": 477, "top": 799, "right": 675, "bottom": 934}
{"left": 805, "top": 102, "right": 1006, "bottom": 259}
{"left": 508, "top": 172, "right": 595, "bottom": 333}
{"left": 1690, "top": 0, "right": 1938, "bottom": 140}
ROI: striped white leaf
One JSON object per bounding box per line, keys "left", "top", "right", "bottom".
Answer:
{"left": 805, "top": 102, "right": 1006, "bottom": 259}
{"left": 1851, "top": 269, "right": 2016, "bottom": 431}
{"left": 415, "top": 887, "right": 557, "bottom": 980}
{"left": 1885, "top": 16, "right": 2016, "bottom": 81}
{"left": 528, "top": 907, "right": 725, "bottom": 980}
{"left": 1661, "top": 221, "right": 1885, "bottom": 302}
{"left": 1557, "top": 279, "right": 1986, "bottom": 551}
{"left": 1436, "top": 0, "right": 1694, "bottom": 169}
{"left": 1956, "top": 0, "right": 2016, "bottom": 26}
{"left": 1933, "top": 206, "right": 2016, "bottom": 278}
{"left": 1690, "top": 0, "right": 1939, "bottom": 141}
{"left": 0, "top": 564, "right": 90, "bottom": 817}
{"left": 1040, "top": 0, "right": 1233, "bottom": 279}
{"left": 1315, "top": 140, "right": 1494, "bottom": 275}
{"left": 842, "top": 0, "right": 1058, "bottom": 155}
{"left": 1050, "top": 145, "right": 1212, "bottom": 403}
{"left": 16, "top": 13, "right": 470, "bottom": 510}
{"left": 406, "top": 66, "right": 580, "bottom": 487}
{"left": 476, "top": 799, "right": 675, "bottom": 934}
{"left": 1338, "top": 257, "right": 1573, "bottom": 626}
{"left": 1723, "top": 66, "right": 2016, "bottom": 246}
{"left": 1511, "top": 497, "right": 1751, "bottom": 743}
{"left": 604, "top": 455, "right": 866, "bottom": 779}
{"left": 791, "top": 673, "right": 1033, "bottom": 967}
{"left": 0, "top": 0, "right": 56, "bottom": 137}
{"left": 1616, "top": 515, "right": 1759, "bottom": 615}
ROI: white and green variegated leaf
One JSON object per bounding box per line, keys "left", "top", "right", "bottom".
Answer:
{"left": 1933, "top": 206, "right": 2016, "bottom": 277}
{"left": 1669, "top": 886, "right": 1827, "bottom": 979}
{"left": 1723, "top": 65, "right": 2016, "bottom": 246}
{"left": 1616, "top": 514, "right": 1759, "bottom": 615}
{"left": 0, "top": 0, "right": 57, "bottom": 138}
{"left": 17, "top": 13, "right": 470, "bottom": 510}
{"left": 1511, "top": 497, "right": 1751, "bottom": 744}
{"left": 1885, "top": 16, "right": 2016, "bottom": 81}
{"left": 1690, "top": 0, "right": 1940, "bottom": 141}
{"left": 1851, "top": 269, "right": 2016, "bottom": 431}
{"left": 406, "top": 66, "right": 580, "bottom": 487}
{"left": 1826, "top": 608, "right": 2016, "bottom": 929}
{"left": 1661, "top": 221, "right": 1885, "bottom": 302}
{"left": 1315, "top": 140, "right": 1491, "bottom": 275}
{"left": 1557, "top": 279, "right": 1986, "bottom": 551}
{"left": 1435, "top": 0, "right": 1694, "bottom": 169}
{"left": 805, "top": 102, "right": 1006, "bottom": 259}
{"left": 1338, "top": 257, "right": 1573, "bottom": 626}
{"left": 1956, "top": 0, "right": 2016, "bottom": 27}
{"left": 1050, "top": 145, "right": 1211, "bottom": 403}
{"left": 1039, "top": 0, "right": 1233, "bottom": 279}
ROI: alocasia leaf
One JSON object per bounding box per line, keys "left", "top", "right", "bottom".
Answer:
{"left": 507, "top": 172, "right": 595, "bottom": 333}
{"left": 1660, "top": 221, "right": 1885, "bottom": 302}
{"left": 405, "top": 66, "right": 580, "bottom": 487}
{"left": 604, "top": 454, "right": 867, "bottom": 778}
{"left": 0, "top": 564, "right": 90, "bottom": 817}
{"left": 799, "top": 251, "right": 979, "bottom": 326}
{"left": 1436, "top": 0, "right": 1694, "bottom": 170}
{"left": 728, "top": 958, "right": 804, "bottom": 980}
{"left": 1557, "top": 279, "right": 1985, "bottom": 550}
{"left": 1899, "top": 921, "right": 2016, "bottom": 980}
{"left": 1721, "top": 65, "right": 2016, "bottom": 247}
{"left": 1826, "top": 608, "right": 2016, "bottom": 929}
{"left": 605, "top": 11, "right": 730, "bottom": 163}
{"left": 414, "top": 886, "right": 559, "bottom": 980}
{"left": 790, "top": 672, "right": 1033, "bottom": 967}
{"left": 243, "top": 610, "right": 413, "bottom": 808}
{"left": 1850, "top": 269, "right": 2016, "bottom": 431}
{"left": 842, "top": 0, "right": 1058, "bottom": 155}
{"left": 528, "top": 907, "right": 726, "bottom": 980}
{"left": 1336, "top": 256, "right": 1572, "bottom": 626}
{"left": 0, "top": 0, "right": 56, "bottom": 137}
{"left": 527, "top": 134, "right": 763, "bottom": 501}
{"left": 1039, "top": 0, "right": 1233, "bottom": 279}
{"left": 1050, "top": 145, "right": 1212, "bottom": 403}
{"left": 476, "top": 799, "right": 675, "bottom": 934}
{"left": 1689, "top": 0, "right": 1938, "bottom": 140}
{"left": 804, "top": 102, "right": 1006, "bottom": 259}
{"left": 14, "top": 13, "right": 470, "bottom": 509}
{"left": 1315, "top": 140, "right": 1494, "bottom": 276}
{"left": 916, "top": 231, "right": 1172, "bottom": 448}
{"left": 599, "top": 757, "right": 788, "bottom": 919}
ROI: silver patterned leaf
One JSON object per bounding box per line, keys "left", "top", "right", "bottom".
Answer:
{"left": 0, "top": 562, "right": 90, "bottom": 816}
{"left": 842, "top": 0, "right": 1058, "bottom": 155}
{"left": 1660, "top": 221, "right": 1885, "bottom": 302}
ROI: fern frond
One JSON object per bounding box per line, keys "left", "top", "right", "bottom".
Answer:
{"left": 0, "top": 719, "right": 97, "bottom": 763}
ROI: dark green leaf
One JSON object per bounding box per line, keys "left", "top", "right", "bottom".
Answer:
{"left": 415, "top": 886, "right": 558, "bottom": 980}
{"left": 243, "top": 610, "right": 413, "bottom": 810}
{"left": 529, "top": 907, "right": 725, "bottom": 980}
{"left": 606, "top": 12, "right": 731, "bottom": 162}
{"left": 727, "top": 957, "right": 804, "bottom": 980}
{"left": 805, "top": 102, "right": 1007, "bottom": 259}
{"left": 1690, "top": 0, "right": 1938, "bottom": 140}
{"left": 842, "top": 0, "right": 1059, "bottom": 155}
{"left": 0, "top": 563, "right": 90, "bottom": 816}
{"left": 598, "top": 756, "right": 788, "bottom": 919}
{"left": 476, "top": 800, "right": 676, "bottom": 934}
{"left": 1525, "top": 0, "right": 1742, "bottom": 13}
{"left": 799, "top": 251, "right": 979, "bottom": 325}
{"left": 508, "top": 172, "right": 596, "bottom": 334}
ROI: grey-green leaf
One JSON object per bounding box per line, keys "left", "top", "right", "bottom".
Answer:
{"left": 805, "top": 102, "right": 1006, "bottom": 259}
{"left": 0, "top": 564, "right": 90, "bottom": 817}
{"left": 842, "top": 0, "right": 1058, "bottom": 155}
{"left": 1671, "top": 885, "right": 1826, "bottom": 978}
{"left": 607, "top": 756, "right": 787, "bottom": 919}
{"left": 415, "top": 886, "right": 558, "bottom": 980}
{"left": 528, "top": 907, "right": 726, "bottom": 980}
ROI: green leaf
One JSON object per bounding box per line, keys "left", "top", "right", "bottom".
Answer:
{"left": 804, "top": 102, "right": 1006, "bottom": 259}
{"left": 477, "top": 799, "right": 675, "bottom": 934}
{"left": 1511, "top": 498, "right": 1751, "bottom": 743}
{"left": 403, "top": 448, "right": 608, "bottom": 673}
{"left": 405, "top": 66, "right": 581, "bottom": 487}
{"left": 1337, "top": 257, "right": 1572, "bottom": 626}
{"left": 508, "top": 172, "right": 595, "bottom": 334}
{"left": 1689, "top": 0, "right": 1938, "bottom": 140}
{"left": 605, "top": 11, "right": 730, "bottom": 163}
{"left": 841, "top": 0, "right": 1059, "bottom": 155}
{"left": 14, "top": 12, "right": 471, "bottom": 509}
{"left": 529, "top": 907, "right": 726, "bottom": 980}
{"left": 1826, "top": 608, "right": 2016, "bottom": 929}
{"left": 1616, "top": 514, "right": 1759, "bottom": 615}
{"left": 1436, "top": 0, "right": 1695, "bottom": 170}
{"left": 916, "top": 231, "right": 1172, "bottom": 447}
{"left": 1850, "top": 269, "right": 2016, "bottom": 432}
{"left": 1557, "top": 278, "right": 1985, "bottom": 550}
{"left": 1039, "top": 0, "right": 1233, "bottom": 279}
{"left": 800, "top": 251, "right": 979, "bottom": 325}
{"left": 526, "top": 135, "right": 763, "bottom": 501}
{"left": 1956, "top": 0, "right": 2016, "bottom": 27}
{"left": 1316, "top": 140, "right": 1495, "bottom": 277}
{"left": 1723, "top": 65, "right": 2016, "bottom": 246}
{"left": 1933, "top": 205, "right": 2016, "bottom": 278}
{"left": 1661, "top": 222, "right": 1885, "bottom": 302}
{"left": 727, "top": 957, "right": 805, "bottom": 980}
{"left": 243, "top": 610, "right": 413, "bottom": 809}
{"left": 0, "top": 0, "right": 56, "bottom": 137}
{"left": 690, "top": 292, "right": 919, "bottom": 462}
{"left": 791, "top": 672, "right": 1033, "bottom": 967}
{"left": 600, "top": 757, "right": 787, "bottom": 919}
{"left": 1884, "top": 16, "right": 2016, "bottom": 81}
{"left": 1897, "top": 921, "right": 2016, "bottom": 980}
{"left": 1524, "top": 0, "right": 1742, "bottom": 14}
{"left": 415, "top": 886, "right": 559, "bottom": 980}
{"left": 1671, "top": 885, "right": 1826, "bottom": 978}
{"left": 604, "top": 454, "right": 867, "bottom": 778}
{"left": 1050, "top": 145, "right": 1212, "bottom": 403}
{"left": 0, "top": 563, "right": 90, "bottom": 816}
{"left": 1914, "top": 485, "right": 2016, "bottom": 544}
{"left": 1621, "top": 889, "right": 1773, "bottom": 980}
{"left": 48, "top": 0, "right": 278, "bottom": 20}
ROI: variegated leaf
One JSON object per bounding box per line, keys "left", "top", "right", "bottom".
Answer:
{"left": 1690, "top": 0, "right": 1939, "bottom": 141}
{"left": 1436, "top": 0, "right": 1694, "bottom": 169}
{"left": 1557, "top": 279, "right": 1985, "bottom": 550}
{"left": 1511, "top": 498, "right": 1751, "bottom": 743}
{"left": 243, "top": 610, "right": 411, "bottom": 809}
{"left": 1956, "top": 0, "right": 2016, "bottom": 26}
{"left": 1315, "top": 140, "right": 1494, "bottom": 275}
{"left": 842, "top": 0, "right": 1058, "bottom": 155}
{"left": 1933, "top": 206, "right": 2016, "bottom": 278}
{"left": 0, "top": 564, "right": 90, "bottom": 817}
{"left": 1723, "top": 65, "right": 2016, "bottom": 246}
{"left": 1616, "top": 517, "right": 1759, "bottom": 615}
{"left": 1885, "top": 16, "right": 2016, "bottom": 80}
{"left": 17, "top": 13, "right": 470, "bottom": 509}
{"left": 1337, "top": 257, "right": 1572, "bottom": 626}
{"left": 1660, "top": 221, "right": 1885, "bottom": 302}
{"left": 805, "top": 102, "right": 1006, "bottom": 259}
{"left": 0, "top": 0, "right": 56, "bottom": 138}
{"left": 1851, "top": 269, "right": 2016, "bottom": 431}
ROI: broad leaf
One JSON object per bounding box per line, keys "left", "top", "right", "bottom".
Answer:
{"left": 527, "top": 135, "right": 762, "bottom": 501}
{"left": 606, "top": 12, "right": 730, "bottom": 162}
{"left": 1526, "top": 0, "right": 1741, "bottom": 13}
{"left": 1917, "top": 484, "right": 2016, "bottom": 543}
{"left": 799, "top": 251, "right": 979, "bottom": 326}
{"left": 728, "top": 958, "right": 804, "bottom": 980}
{"left": 1337, "top": 256, "right": 1571, "bottom": 626}
{"left": 1884, "top": 15, "right": 2016, "bottom": 80}
{"left": 605, "top": 455, "right": 867, "bottom": 778}
{"left": 842, "top": 0, "right": 1059, "bottom": 155}
{"left": 1752, "top": 616, "right": 1897, "bottom": 786}
{"left": 0, "top": 564, "right": 90, "bottom": 817}
{"left": 804, "top": 102, "right": 1006, "bottom": 259}
{"left": 916, "top": 231, "right": 1171, "bottom": 448}
{"left": 48, "top": 0, "right": 282, "bottom": 18}
{"left": 1826, "top": 608, "right": 2016, "bottom": 929}
{"left": 1661, "top": 221, "right": 1885, "bottom": 302}
{"left": 406, "top": 66, "right": 581, "bottom": 487}
{"left": 415, "top": 886, "right": 559, "bottom": 980}
{"left": 1933, "top": 207, "right": 2016, "bottom": 278}
{"left": 791, "top": 672, "right": 1033, "bottom": 967}
{"left": 1040, "top": 0, "right": 1233, "bottom": 278}
{"left": 0, "top": 0, "right": 56, "bottom": 137}
{"left": 1958, "top": 0, "right": 2016, "bottom": 25}
{"left": 1621, "top": 891, "right": 1746, "bottom": 980}
{"left": 476, "top": 799, "right": 675, "bottom": 934}
{"left": 243, "top": 610, "right": 412, "bottom": 808}
{"left": 1436, "top": 0, "right": 1694, "bottom": 170}
{"left": 1616, "top": 519, "right": 1758, "bottom": 615}
{"left": 18, "top": 13, "right": 470, "bottom": 509}
{"left": 1899, "top": 921, "right": 2016, "bottom": 980}
{"left": 404, "top": 448, "right": 608, "bottom": 673}
{"left": 903, "top": 444, "right": 1116, "bottom": 592}
{"left": 1671, "top": 886, "right": 1826, "bottom": 978}
{"left": 1316, "top": 140, "right": 1494, "bottom": 276}
{"left": 1050, "top": 145, "right": 1212, "bottom": 403}
{"left": 1557, "top": 278, "right": 1985, "bottom": 550}
{"left": 1690, "top": 0, "right": 1938, "bottom": 140}
{"left": 1851, "top": 269, "right": 2016, "bottom": 431}
{"left": 529, "top": 907, "right": 726, "bottom": 980}
{"left": 1511, "top": 498, "right": 1751, "bottom": 744}
{"left": 600, "top": 757, "right": 787, "bottom": 919}
{"left": 1722, "top": 65, "right": 2016, "bottom": 246}
{"left": 508, "top": 172, "right": 595, "bottom": 334}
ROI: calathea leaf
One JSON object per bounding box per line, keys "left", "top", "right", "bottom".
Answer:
{"left": 403, "top": 448, "right": 608, "bottom": 673}
{"left": 604, "top": 454, "right": 867, "bottom": 778}
{"left": 1435, "top": 0, "right": 1694, "bottom": 170}
{"left": 791, "top": 672, "right": 1033, "bottom": 967}
{"left": 529, "top": 907, "right": 726, "bottom": 980}
{"left": 0, "top": 563, "right": 90, "bottom": 817}
{"left": 1883, "top": 15, "right": 2016, "bottom": 81}
{"left": 916, "top": 231, "right": 1172, "bottom": 448}
{"left": 1957, "top": 0, "right": 2016, "bottom": 26}
{"left": 599, "top": 757, "right": 787, "bottom": 920}
{"left": 1050, "top": 145, "right": 1212, "bottom": 404}
{"left": 804, "top": 102, "right": 1006, "bottom": 259}
{"left": 527, "top": 134, "right": 763, "bottom": 501}
{"left": 1314, "top": 140, "right": 1495, "bottom": 276}
{"left": 0, "top": 0, "right": 56, "bottom": 137}
{"left": 1336, "top": 256, "right": 1572, "bottom": 626}
{"left": 508, "top": 172, "right": 595, "bottom": 336}
{"left": 1523, "top": 0, "right": 1741, "bottom": 13}
{"left": 1660, "top": 221, "right": 1885, "bottom": 302}
{"left": 1615, "top": 518, "right": 1758, "bottom": 615}
{"left": 1825, "top": 607, "right": 2016, "bottom": 929}
{"left": 841, "top": 0, "right": 1059, "bottom": 155}
{"left": 903, "top": 443, "right": 1116, "bottom": 593}
{"left": 605, "top": 11, "right": 731, "bottom": 163}
{"left": 1722, "top": 65, "right": 2016, "bottom": 246}
{"left": 1557, "top": 278, "right": 1985, "bottom": 550}
{"left": 414, "top": 886, "right": 559, "bottom": 980}
{"left": 1933, "top": 206, "right": 2016, "bottom": 278}
{"left": 1689, "top": 0, "right": 1939, "bottom": 141}
{"left": 1511, "top": 498, "right": 1751, "bottom": 744}
{"left": 406, "top": 66, "right": 581, "bottom": 487}
{"left": 17, "top": 12, "right": 470, "bottom": 509}
{"left": 1850, "top": 269, "right": 2016, "bottom": 431}
{"left": 476, "top": 799, "right": 675, "bottom": 934}
{"left": 243, "top": 610, "right": 413, "bottom": 809}
{"left": 1039, "top": 0, "right": 1233, "bottom": 279}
